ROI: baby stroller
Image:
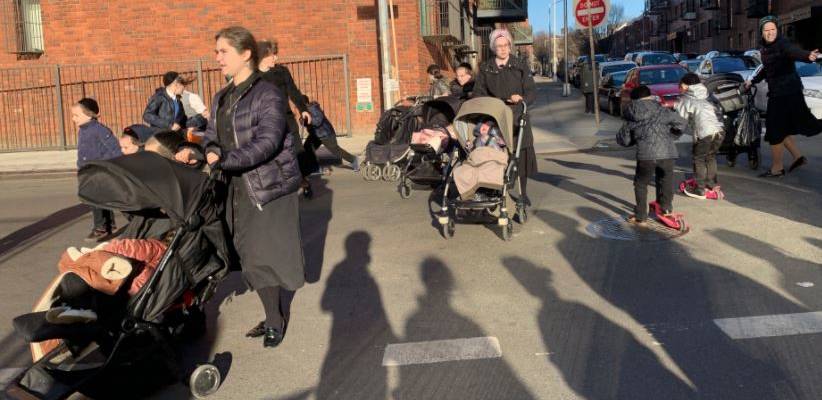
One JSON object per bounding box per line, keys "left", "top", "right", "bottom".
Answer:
{"left": 704, "top": 72, "right": 762, "bottom": 169}
{"left": 437, "top": 97, "right": 528, "bottom": 241}
{"left": 398, "top": 96, "right": 461, "bottom": 199}
{"left": 4, "top": 152, "right": 230, "bottom": 400}
{"left": 361, "top": 96, "right": 429, "bottom": 182}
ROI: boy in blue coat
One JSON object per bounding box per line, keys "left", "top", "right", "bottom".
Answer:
{"left": 73, "top": 98, "right": 122, "bottom": 241}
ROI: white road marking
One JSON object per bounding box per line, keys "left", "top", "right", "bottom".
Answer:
{"left": 714, "top": 312, "right": 822, "bottom": 339}
{"left": 382, "top": 337, "right": 502, "bottom": 367}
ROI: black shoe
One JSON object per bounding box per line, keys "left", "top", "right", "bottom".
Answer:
{"left": 84, "top": 229, "right": 110, "bottom": 243}
{"left": 245, "top": 321, "right": 265, "bottom": 338}
{"left": 759, "top": 169, "right": 785, "bottom": 178}
{"left": 263, "top": 327, "right": 284, "bottom": 348}
{"left": 788, "top": 156, "right": 807, "bottom": 173}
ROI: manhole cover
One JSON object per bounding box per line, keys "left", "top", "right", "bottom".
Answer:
{"left": 586, "top": 217, "right": 688, "bottom": 241}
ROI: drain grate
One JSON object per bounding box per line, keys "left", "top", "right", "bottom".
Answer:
{"left": 586, "top": 217, "right": 688, "bottom": 241}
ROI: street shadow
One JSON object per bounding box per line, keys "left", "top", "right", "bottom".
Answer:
{"left": 709, "top": 229, "right": 822, "bottom": 305}
{"left": 0, "top": 331, "right": 30, "bottom": 379}
{"left": 532, "top": 172, "right": 634, "bottom": 216}
{"left": 547, "top": 158, "right": 635, "bottom": 181}
{"left": 316, "top": 231, "right": 397, "bottom": 400}
{"left": 535, "top": 206, "right": 804, "bottom": 399}
{"left": 502, "top": 256, "right": 696, "bottom": 399}
{"left": 0, "top": 204, "right": 89, "bottom": 262}
{"left": 300, "top": 177, "right": 333, "bottom": 283}
{"left": 392, "top": 257, "right": 535, "bottom": 400}
{"left": 806, "top": 237, "right": 822, "bottom": 251}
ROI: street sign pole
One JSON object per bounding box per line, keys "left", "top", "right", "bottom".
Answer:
{"left": 588, "top": 20, "right": 599, "bottom": 128}
{"left": 575, "top": 0, "right": 608, "bottom": 127}
{"left": 563, "top": 0, "right": 570, "bottom": 97}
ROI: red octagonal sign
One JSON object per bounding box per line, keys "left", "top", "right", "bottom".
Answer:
{"left": 575, "top": 0, "right": 609, "bottom": 29}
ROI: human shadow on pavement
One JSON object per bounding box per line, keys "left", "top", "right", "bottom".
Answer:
{"left": 0, "top": 204, "right": 89, "bottom": 261}
{"left": 532, "top": 172, "right": 634, "bottom": 216}
{"left": 0, "top": 331, "right": 31, "bottom": 386}
{"left": 392, "top": 257, "right": 535, "bottom": 400}
{"left": 536, "top": 206, "right": 804, "bottom": 399}
{"left": 300, "top": 177, "right": 333, "bottom": 283}
{"left": 316, "top": 231, "right": 397, "bottom": 400}
{"left": 547, "top": 158, "right": 635, "bottom": 181}
{"left": 502, "top": 256, "right": 695, "bottom": 399}
{"left": 709, "top": 229, "right": 822, "bottom": 305}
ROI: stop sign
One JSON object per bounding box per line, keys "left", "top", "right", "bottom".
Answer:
{"left": 574, "top": 0, "right": 610, "bottom": 29}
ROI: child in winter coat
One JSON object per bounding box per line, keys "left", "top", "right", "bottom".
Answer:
{"left": 472, "top": 119, "right": 505, "bottom": 151}
{"left": 617, "top": 85, "right": 690, "bottom": 225}
{"left": 675, "top": 73, "right": 726, "bottom": 199}
{"left": 73, "top": 98, "right": 122, "bottom": 242}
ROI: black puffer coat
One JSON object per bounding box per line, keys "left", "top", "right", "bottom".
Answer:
{"left": 473, "top": 57, "right": 536, "bottom": 148}
{"left": 618, "top": 99, "right": 689, "bottom": 161}
{"left": 205, "top": 75, "right": 301, "bottom": 208}
{"left": 751, "top": 36, "right": 811, "bottom": 98}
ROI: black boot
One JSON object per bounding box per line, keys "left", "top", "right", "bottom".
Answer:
{"left": 263, "top": 327, "right": 284, "bottom": 348}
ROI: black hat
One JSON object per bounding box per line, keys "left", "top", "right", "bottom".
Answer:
{"left": 162, "top": 71, "right": 191, "bottom": 87}
{"left": 77, "top": 98, "right": 99, "bottom": 116}
{"left": 759, "top": 15, "right": 778, "bottom": 34}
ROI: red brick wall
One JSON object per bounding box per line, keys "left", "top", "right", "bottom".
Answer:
{"left": 0, "top": 0, "right": 458, "bottom": 137}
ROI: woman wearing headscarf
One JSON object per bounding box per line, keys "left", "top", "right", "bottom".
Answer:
{"left": 746, "top": 16, "right": 822, "bottom": 177}
{"left": 474, "top": 28, "right": 537, "bottom": 205}
{"left": 176, "top": 26, "right": 305, "bottom": 349}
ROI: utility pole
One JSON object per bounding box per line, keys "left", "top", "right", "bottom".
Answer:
{"left": 377, "top": 0, "right": 394, "bottom": 110}
{"left": 552, "top": 0, "right": 558, "bottom": 81}
{"left": 562, "top": 0, "right": 570, "bottom": 97}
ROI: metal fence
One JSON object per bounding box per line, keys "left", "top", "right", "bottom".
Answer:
{"left": 0, "top": 54, "right": 351, "bottom": 152}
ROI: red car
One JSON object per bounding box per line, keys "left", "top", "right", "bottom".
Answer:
{"left": 620, "top": 64, "right": 688, "bottom": 113}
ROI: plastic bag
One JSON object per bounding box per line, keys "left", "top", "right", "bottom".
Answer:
{"left": 734, "top": 102, "right": 760, "bottom": 147}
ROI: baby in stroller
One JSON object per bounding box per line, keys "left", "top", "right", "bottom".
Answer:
{"left": 470, "top": 119, "right": 505, "bottom": 151}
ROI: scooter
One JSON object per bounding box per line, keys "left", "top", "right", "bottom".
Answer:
{"left": 678, "top": 178, "right": 724, "bottom": 200}
{"left": 648, "top": 201, "right": 689, "bottom": 232}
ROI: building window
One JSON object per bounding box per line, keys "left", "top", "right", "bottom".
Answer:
{"left": 3, "top": 0, "right": 44, "bottom": 54}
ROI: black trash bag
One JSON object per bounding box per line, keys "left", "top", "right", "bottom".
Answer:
{"left": 734, "top": 102, "right": 760, "bottom": 147}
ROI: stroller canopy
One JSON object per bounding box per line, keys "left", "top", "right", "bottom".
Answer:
{"left": 453, "top": 97, "right": 514, "bottom": 152}
{"left": 421, "top": 96, "right": 461, "bottom": 128}
{"left": 78, "top": 151, "right": 208, "bottom": 224}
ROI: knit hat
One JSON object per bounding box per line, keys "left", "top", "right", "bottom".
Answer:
{"left": 758, "top": 15, "right": 778, "bottom": 34}
{"left": 77, "top": 98, "right": 99, "bottom": 118}
{"left": 489, "top": 29, "right": 514, "bottom": 54}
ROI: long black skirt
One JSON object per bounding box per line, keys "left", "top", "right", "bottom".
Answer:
{"left": 765, "top": 93, "right": 822, "bottom": 145}
{"left": 226, "top": 178, "right": 305, "bottom": 291}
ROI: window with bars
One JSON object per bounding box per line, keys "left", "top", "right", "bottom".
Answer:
{"left": 2, "top": 0, "right": 44, "bottom": 54}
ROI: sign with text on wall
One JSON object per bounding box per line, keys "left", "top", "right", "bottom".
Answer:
{"left": 356, "top": 78, "right": 374, "bottom": 112}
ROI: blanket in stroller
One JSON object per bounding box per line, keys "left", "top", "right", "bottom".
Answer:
{"left": 453, "top": 147, "right": 509, "bottom": 200}
{"left": 411, "top": 127, "right": 450, "bottom": 153}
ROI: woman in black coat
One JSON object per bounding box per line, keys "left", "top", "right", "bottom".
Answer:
{"left": 474, "top": 29, "right": 537, "bottom": 205}
{"left": 746, "top": 16, "right": 821, "bottom": 177}
{"left": 177, "top": 26, "right": 304, "bottom": 349}
{"left": 257, "top": 40, "right": 317, "bottom": 195}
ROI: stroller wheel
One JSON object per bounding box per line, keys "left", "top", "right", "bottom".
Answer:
{"left": 749, "top": 153, "right": 760, "bottom": 170}
{"left": 399, "top": 183, "right": 412, "bottom": 199}
{"left": 383, "top": 164, "right": 401, "bottom": 182}
{"left": 190, "top": 364, "right": 221, "bottom": 399}
{"left": 442, "top": 218, "right": 455, "bottom": 239}
{"left": 365, "top": 164, "right": 382, "bottom": 181}
{"left": 502, "top": 220, "right": 514, "bottom": 241}
{"left": 726, "top": 154, "right": 736, "bottom": 168}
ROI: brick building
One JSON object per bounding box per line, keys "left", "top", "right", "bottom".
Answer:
{"left": 0, "top": 0, "right": 531, "bottom": 150}
{"left": 606, "top": 0, "right": 821, "bottom": 56}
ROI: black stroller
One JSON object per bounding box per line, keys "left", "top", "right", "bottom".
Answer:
{"left": 361, "top": 96, "right": 429, "bottom": 182}
{"left": 705, "top": 72, "right": 762, "bottom": 169}
{"left": 5, "top": 152, "right": 231, "bottom": 400}
{"left": 398, "top": 96, "right": 461, "bottom": 199}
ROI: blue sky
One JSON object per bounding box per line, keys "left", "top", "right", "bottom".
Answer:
{"left": 529, "top": 0, "right": 645, "bottom": 33}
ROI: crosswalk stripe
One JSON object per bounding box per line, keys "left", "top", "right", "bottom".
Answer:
{"left": 714, "top": 312, "right": 822, "bottom": 339}
{"left": 382, "top": 337, "right": 502, "bottom": 367}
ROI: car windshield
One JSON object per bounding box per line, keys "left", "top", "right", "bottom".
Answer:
{"left": 642, "top": 53, "right": 676, "bottom": 65}
{"left": 712, "top": 57, "right": 759, "bottom": 73}
{"left": 796, "top": 61, "right": 822, "bottom": 77}
{"left": 639, "top": 68, "right": 686, "bottom": 85}
{"left": 682, "top": 60, "right": 701, "bottom": 71}
{"left": 610, "top": 72, "right": 628, "bottom": 87}
{"left": 602, "top": 64, "right": 634, "bottom": 76}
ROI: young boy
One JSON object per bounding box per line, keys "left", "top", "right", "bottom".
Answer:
{"left": 675, "top": 73, "right": 725, "bottom": 199}
{"left": 119, "top": 127, "right": 141, "bottom": 155}
{"left": 73, "top": 98, "right": 122, "bottom": 241}
{"left": 617, "top": 85, "right": 689, "bottom": 225}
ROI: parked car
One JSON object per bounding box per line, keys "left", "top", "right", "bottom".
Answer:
{"left": 696, "top": 55, "right": 760, "bottom": 80}
{"left": 620, "top": 64, "right": 688, "bottom": 112}
{"left": 679, "top": 59, "right": 702, "bottom": 72}
{"left": 674, "top": 52, "right": 698, "bottom": 62}
{"left": 598, "top": 61, "right": 637, "bottom": 81}
{"left": 635, "top": 52, "right": 677, "bottom": 66}
{"left": 598, "top": 71, "right": 629, "bottom": 115}
{"left": 744, "top": 49, "right": 761, "bottom": 63}
{"left": 624, "top": 52, "right": 637, "bottom": 62}
{"left": 571, "top": 54, "right": 607, "bottom": 87}
{"left": 753, "top": 60, "right": 822, "bottom": 118}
